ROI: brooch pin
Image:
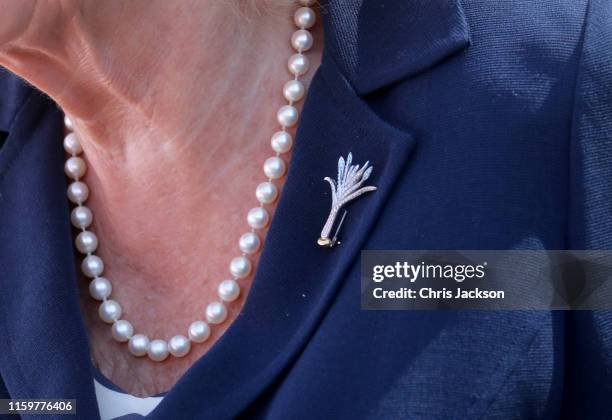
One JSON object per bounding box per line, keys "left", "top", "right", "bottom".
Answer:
{"left": 317, "top": 152, "right": 377, "bottom": 247}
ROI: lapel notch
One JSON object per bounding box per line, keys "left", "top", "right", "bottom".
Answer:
{"left": 322, "top": 0, "right": 471, "bottom": 95}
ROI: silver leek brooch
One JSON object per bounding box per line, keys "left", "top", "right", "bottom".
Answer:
{"left": 317, "top": 152, "right": 377, "bottom": 247}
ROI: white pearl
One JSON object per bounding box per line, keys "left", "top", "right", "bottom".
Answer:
{"left": 291, "top": 29, "right": 313, "bottom": 52}
{"left": 82, "top": 255, "right": 104, "bottom": 278}
{"left": 238, "top": 232, "right": 261, "bottom": 254}
{"left": 64, "top": 156, "right": 87, "bottom": 180}
{"left": 205, "top": 301, "right": 228, "bottom": 324}
{"left": 218, "top": 279, "right": 241, "bottom": 302}
{"left": 112, "top": 320, "right": 134, "bottom": 342}
{"left": 63, "top": 132, "right": 82, "bottom": 155}
{"left": 75, "top": 230, "right": 98, "bottom": 254}
{"left": 277, "top": 105, "right": 299, "bottom": 127}
{"left": 283, "top": 80, "right": 306, "bottom": 103}
{"left": 247, "top": 207, "right": 270, "bottom": 229}
{"left": 299, "top": 0, "right": 316, "bottom": 6}
{"left": 288, "top": 53, "right": 309, "bottom": 76}
{"left": 294, "top": 7, "right": 316, "bottom": 29}
{"left": 188, "top": 321, "right": 211, "bottom": 343}
{"left": 229, "top": 256, "right": 252, "bottom": 279}
{"left": 263, "top": 156, "right": 286, "bottom": 180}
{"left": 168, "top": 335, "right": 191, "bottom": 358}
{"left": 71, "top": 206, "right": 93, "bottom": 229}
{"left": 128, "top": 334, "right": 150, "bottom": 357}
{"left": 256, "top": 181, "right": 278, "bottom": 204}
{"left": 98, "top": 299, "right": 122, "bottom": 324}
{"left": 89, "top": 277, "right": 112, "bottom": 301}
{"left": 147, "top": 339, "right": 169, "bottom": 362}
{"left": 271, "top": 131, "right": 293, "bottom": 154}
{"left": 64, "top": 115, "right": 74, "bottom": 131}
{"left": 67, "top": 181, "right": 89, "bottom": 204}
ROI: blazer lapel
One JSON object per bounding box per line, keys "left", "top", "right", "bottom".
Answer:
{"left": 154, "top": 2, "right": 470, "bottom": 417}
{"left": 151, "top": 55, "right": 415, "bottom": 420}
{"left": 0, "top": 91, "right": 100, "bottom": 417}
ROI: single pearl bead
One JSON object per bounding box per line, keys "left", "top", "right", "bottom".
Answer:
{"left": 291, "top": 29, "right": 313, "bottom": 52}
{"left": 288, "top": 53, "right": 309, "bottom": 76}
{"left": 205, "top": 301, "right": 228, "bottom": 324}
{"left": 75, "top": 230, "right": 98, "bottom": 254}
{"left": 67, "top": 181, "right": 89, "bottom": 204}
{"left": 71, "top": 206, "right": 93, "bottom": 229}
{"left": 247, "top": 207, "right": 270, "bottom": 229}
{"left": 256, "top": 181, "right": 279, "bottom": 204}
{"left": 147, "top": 339, "right": 169, "bottom": 362}
{"left": 299, "top": 0, "right": 316, "bottom": 6}
{"left": 112, "top": 320, "right": 134, "bottom": 343}
{"left": 218, "top": 279, "right": 241, "bottom": 302}
{"left": 128, "top": 334, "right": 150, "bottom": 357}
{"left": 64, "top": 115, "right": 74, "bottom": 131}
{"left": 229, "top": 256, "right": 252, "bottom": 279}
{"left": 263, "top": 156, "right": 286, "bottom": 180}
{"left": 64, "top": 156, "right": 87, "bottom": 180}
{"left": 277, "top": 105, "right": 299, "bottom": 128}
{"left": 271, "top": 131, "right": 293, "bottom": 154}
{"left": 168, "top": 335, "right": 191, "bottom": 358}
{"left": 188, "top": 320, "right": 211, "bottom": 343}
{"left": 294, "top": 7, "right": 316, "bottom": 29}
{"left": 82, "top": 255, "right": 104, "bottom": 278}
{"left": 283, "top": 80, "right": 306, "bottom": 102}
{"left": 239, "top": 232, "right": 261, "bottom": 254}
{"left": 89, "top": 277, "right": 112, "bottom": 301}
{"left": 98, "top": 299, "right": 122, "bottom": 324}
{"left": 63, "top": 132, "right": 82, "bottom": 155}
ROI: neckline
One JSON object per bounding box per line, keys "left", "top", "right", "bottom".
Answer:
{"left": 91, "top": 363, "right": 168, "bottom": 398}
{"left": 93, "top": 375, "right": 164, "bottom": 420}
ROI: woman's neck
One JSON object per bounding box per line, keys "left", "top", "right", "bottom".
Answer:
{"left": 1, "top": 1, "right": 302, "bottom": 142}
{"left": 0, "top": 0, "right": 323, "bottom": 396}
{"left": 0, "top": 0, "right": 320, "bottom": 279}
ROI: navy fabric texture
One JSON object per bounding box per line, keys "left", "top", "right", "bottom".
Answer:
{"left": 0, "top": 1, "right": 611, "bottom": 419}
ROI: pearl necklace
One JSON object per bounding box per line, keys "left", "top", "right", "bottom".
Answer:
{"left": 62, "top": 1, "right": 317, "bottom": 362}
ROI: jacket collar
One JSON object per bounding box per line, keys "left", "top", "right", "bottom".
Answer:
{"left": 322, "top": 0, "right": 471, "bottom": 94}
{"left": 0, "top": 1, "right": 470, "bottom": 418}
{"left": 0, "top": 90, "right": 100, "bottom": 414}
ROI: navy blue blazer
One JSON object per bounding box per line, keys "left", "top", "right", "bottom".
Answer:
{"left": 1, "top": 0, "right": 612, "bottom": 418}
